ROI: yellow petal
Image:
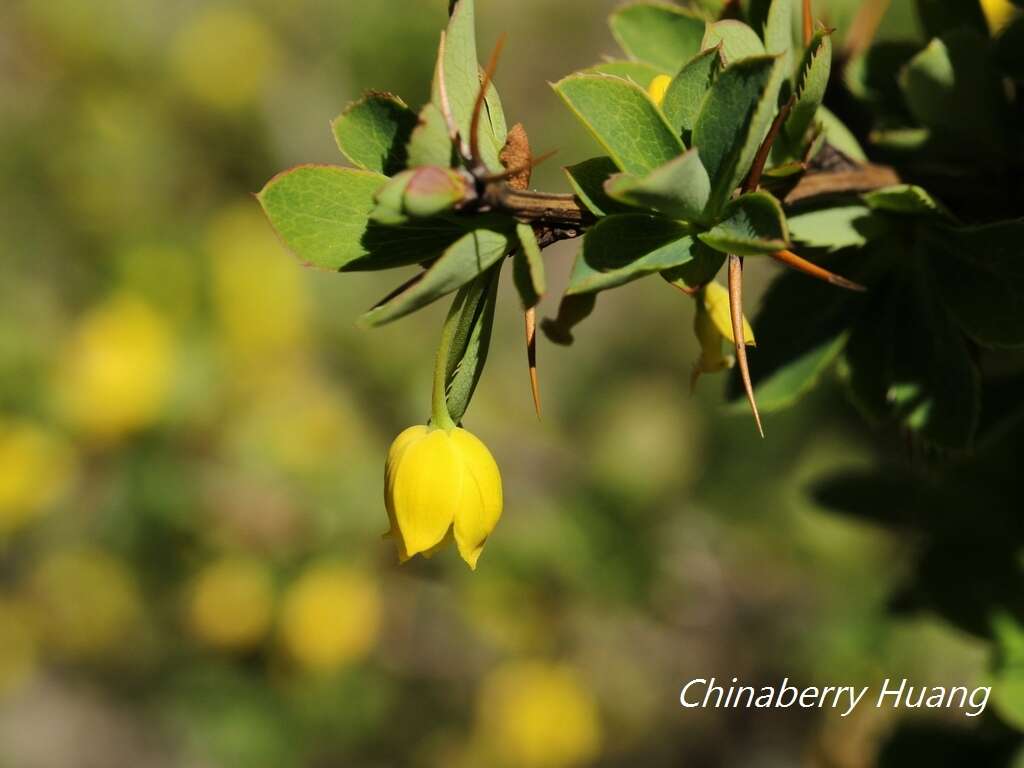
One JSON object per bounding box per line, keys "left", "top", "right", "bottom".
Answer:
{"left": 383, "top": 425, "right": 429, "bottom": 561}
{"left": 449, "top": 428, "right": 503, "bottom": 570}
{"left": 647, "top": 74, "right": 672, "bottom": 107}
{"left": 702, "top": 281, "right": 755, "bottom": 346}
{"left": 389, "top": 428, "right": 460, "bottom": 557}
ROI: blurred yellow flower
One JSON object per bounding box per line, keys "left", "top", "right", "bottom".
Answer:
{"left": 187, "top": 557, "right": 275, "bottom": 652}
{"left": 29, "top": 548, "right": 142, "bottom": 660}
{"left": 207, "top": 203, "right": 310, "bottom": 370}
{"left": 981, "top": 0, "right": 1016, "bottom": 30}
{"left": 647, "top": 74, "right": 672, "bottom": 107}
{"left": 385, "top": 425, "right": 502, "bottom": 570}
{"left": 0, "top": 421, "right": 76, "bottom": 537}
{"left": 58, "top": 294, "right": 175, "bottom": 441}
{"left": 475, "top": 661, "right": 601, "bottom": 768}
{"left": 691, "top": 281, "right": 755, "bottom": 389}
{"left": 279, "top": 562, "right": 380, "bottom": 673}
{"left": 0, "top": 597, "right": 38, "bottom": 696}
{"left": 171, "top": 6, "right": 280, "bottom": 111}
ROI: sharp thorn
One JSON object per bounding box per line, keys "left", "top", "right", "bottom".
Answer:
{"left": 772, "top": 249, "right": 867, "bottom": 292}
{"left": 802, "top": 0, "right": 814, "bottom": 46}
{"left": 729, "top": 255, "right": 764, "bottom": 438}
{"left": 525, "top": 307, "right": 542, "bottom": 419}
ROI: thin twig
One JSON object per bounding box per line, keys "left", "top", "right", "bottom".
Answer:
{"left": 745, "top": 96, "right": 795, "bottom": 193}
{"left": 803, "top": 0, "right": 814, "bottom": 46}
{"left": 772, "top": 249, "right": 866, "bottom": 291}
{"left": 525, "top": 307, "right": 541, "bottom": 419}
{"left": 729, "top": 255, "right": 764, "bottom": 438}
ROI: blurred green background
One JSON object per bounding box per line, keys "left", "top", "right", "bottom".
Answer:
{"left": 0, "top": 1, "right": 1019, "bottom": 766}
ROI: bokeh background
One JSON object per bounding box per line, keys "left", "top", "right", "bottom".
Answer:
{"left": 1, "top": 0, "right": 1021, "bottom": 766}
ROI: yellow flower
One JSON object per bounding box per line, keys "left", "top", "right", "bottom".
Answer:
{"left": 647, "top": 74, "right": 672, "bottom": 107}
{"left": 384, "top": 425, "right": 502, "bottom": 570}
{"left": 474, "top": 661, "right": 602, "bottom": 768}
{"left": 187, "top": 557, "right": 274, "bottom": 652}
{"left": 0, "top": 421, "right": 76, "bottom": 537}
{"left": 58, "top": 294, "right": 175, "bottom": 441}
{"left": 691, "top": 281, "right": 755, "bottom": 389}
{"left": 981, "top": 0, "right": 1016, "bottom": 31}
{"left": 279, "top": 562, "right": 380, "bottom": 673}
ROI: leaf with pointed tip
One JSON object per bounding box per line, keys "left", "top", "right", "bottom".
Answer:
{"left": 407, "top": 102, "right": 456, "bottom": 168}
{"left": 927, "top": 220, "right": 1024, "bottom": 349}
{"left": 444, "top": 265, "right": 501, "bottom": 424}
{"left": 567, "top": 214, "right": 696, "bottom": 295}
{"left": 780, "top": 32, "right": 832, "bottom": 154}
{"left": 609, "top": 2, "right": 707, "bottom": 73}
{"left": 331, "top": 93, "right": 418, "bottom": 176}
{"left": 863, "top": 184, "right": 951, "bottom": 218}
{"left": 359, "top": 227, "right": 510, "bottom": 326}
{"left": 692, "top": 55, "right": 785, "bottom": 217}
{"left": 258, "top": 165, "right": 387, "bottom": 271}
{"left": 513, "top": 223, "right": 546, "bottom": 309}
{"left": 584, "top": 60, "right": 666, "bottom": 88}
{"left": 563, "top": 157, "right": 633, "bottom": 218}
{"left": 661, "top": 47, "right": 722, "bottom": 139}
{"left": 604, "top": 149, "right": 711, "bottom": 222}
{"left": 702, "top": 20, "right": 767, "bottom": 64}
{"left": 554, "top": 74, "right": 685, "bottom": 177}
{"left": 698, "top": 191, "right": 788, "bottom": 256}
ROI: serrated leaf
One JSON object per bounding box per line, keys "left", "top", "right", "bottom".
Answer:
{"left": 585, "top": 60, "right": 666, "bottom": 88}
{"left": 331, "top": 93, "right": 418, "bottom": 176}
{"left": 727, "top": 257, "right": 865, "bottom": 412}
{"left": 513, "top": 223, "right": 546, "bottom": 309}
{"left": 567, "top": 214, "right": 696, "bottom": 295}
{"left": 863, "top": 184, "right": 950, "bottom": 218}
{"left": 692, "top": 55, "right": 785, "bottom": 216}
{"left": 928, "top": 220, "right": 1024, "bottom": 348}
{"left": 258, "top": 165, "right": 387, "bottom": 271}
{"left": 563, "top": 157, "right": 634, "bottom": 218}
{"left": 609, "top": 2, "right": 707, "bottom": 73}
{"left": 787, "top": 204, "right": 881, "bottom": 252}
{"left": 444, "top": 265, "right": 501, "bottom": 423}
{"left": 662, "top": 241, "right": 727, "bottom": 288}
{"left": 780, "top": 32, "right": 832, "bottom": 153}
{"left": 900, "top": 30, "right": 1008, "bottom": 157}
{"left": 604, "top": 149, "right": 711, "bottom": 222}
{"left": 359, "top": 227, "right": 510, "bottom": 326}
{"left": 661, "top": 47, "right": 722, "bottom": 139}
{"left": 554, "top": 74, "right": 685, "bottom": 176}
{"left": 698, "top": 191, "right": 788, "bottom": 256}
{"left": 407, "top": 102, "right": 456, "bottom": 168}
{"left": 702, "top": 20, "right": 767, "bottom": 63}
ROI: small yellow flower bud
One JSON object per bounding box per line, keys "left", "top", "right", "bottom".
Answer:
{"left": 981, "top": 0, "right": 1016, "bottom": 31}
{"left": 384, "top": 425, "right": 502, "bottom": 570}
{"left": 647, "top": 74, "right": 672, "bottom": 107}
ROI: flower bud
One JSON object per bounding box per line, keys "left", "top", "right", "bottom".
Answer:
{"left": 370, "top": 166, "right": 469, "bottom": 225}
{"left": 647, "top": 74, "right": 672, "bottom": 107}
{"left": 384, "top": 425, "right": 502, "bottom": 570}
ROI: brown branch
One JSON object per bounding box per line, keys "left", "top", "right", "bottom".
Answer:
{"left": 783, "top": 164, "right": 901, "bottom": 205}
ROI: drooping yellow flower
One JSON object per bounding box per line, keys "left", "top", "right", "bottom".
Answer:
{"left": 279, "top": 562, "right": 380, "bottom": 673}
{"left": 384, "top": 425, "right": 502, "bottom": 570}
{"left": 981, "top": 0, "right": 1016, "bottom": 31}
{"left": 474, "top": 661, "right": 602, "bottom": 768}
{"left": 186, "top": 557, "right": 275, "bottom": 652}
{"left": 691, "top": 281, "right": 755, "bottom": 389}
{"left": 647, "top": 74, "right": 672, "bottom": 107}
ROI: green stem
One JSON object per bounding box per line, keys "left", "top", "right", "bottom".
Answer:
{"left": 431, "top": 297, "right": 462, "bottom": 431}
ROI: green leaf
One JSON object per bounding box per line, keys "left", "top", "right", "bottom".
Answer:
{"left": 787, "top": 204, "right": 880, "bottom": 252}
{"left": 661, "top": 47, "right": 722, "bottom": 139}
{"left": 513, "top": 223, "right": 546, "bottom": 309}
{"left": 863, "top": 184, "right": 950, "bottom": 218}
{"left": 407, "top": 102, "right": 455, "bottom": 168}
{"left": 604, "top": 149, "right": 711, "bottom": 222}
{"left": 444, "top": 265, "right": 501, "bottom": 424}
{"left": 258, "top": 165, "right": 387, "bottom": 271}
{"left": 662, "top": 241, "right": 726, "bottom": 288}
{"left": 609, "top": 1, "right": 707, "bottom": 73}
{"left": 356, "top": 218, "right": 475, "bottom": 271}
{"left": 584, "top": 60, "right": 666, "bottom": 88}
{"left": 842, "top": 270, "right": 981, "bottom": 450}
{"left": 780, "top": 32, "right": 832, "bottom": 154}
{"left": 331, "top": 93, "right": 418, "bottom": 176}
{"left": 816, "top": 105, "right": 867, "bottom": 162}
{"left": 692, "top": 55, "right": 785, "bottom": 216}
{"left": 928, "top": 220, "right": 1024, "bottom": 349}
{"left": 542, "top": 293, "right": 597, "bottom": 346}
{"left": 563, "top": 157, "right": 633, "bottom": 218}
{"left": 553, "top": 74, "right": 685, "bottom": 176}
{"left": 567, "top": 214, "right": 696, "bottom": 295}
{"left": 698, "top": 191, "right": 788, "bottom": 256}
{"left": 727, "top": 258, "right": 865, "bottom": 411}
{"left": 359, "top": 227, "right": 510, "bottom": 326}
{"left": 702, "top": 20, "right": 767, "bottom": 64}
{"left": 900, "top": 30, "right": 1008, "bottom": 158}
{"left": 763, "top": 0, "right": 796, "bottom": 72}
